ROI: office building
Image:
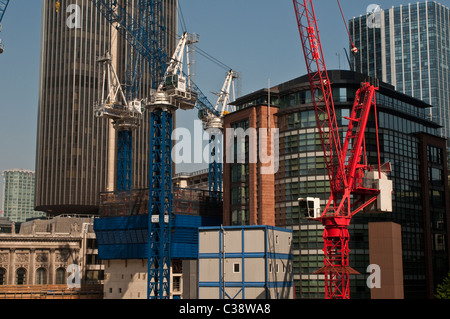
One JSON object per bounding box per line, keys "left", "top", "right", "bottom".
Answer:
{"left": 35, "top": 0, "right": 178, "bottom": 214}
{"left": 227, "top": 70, "right": 450, "bottom": 299}
{"left": 349, "top": 1, "right": 450, "bottom": 150}
{"left": 1, "top": 169, "right": 45, "bottom": 223}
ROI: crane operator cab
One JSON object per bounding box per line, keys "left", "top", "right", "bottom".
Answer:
{"left": 298, "top": 197, "right": 321, "bottom": 219}
{"left": 165, "top": 74, "right": 186, "bottom": 93}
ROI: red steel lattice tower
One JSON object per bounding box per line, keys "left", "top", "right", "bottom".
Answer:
{"left": 292, "top": 0, "right": 390, "bottom": 299}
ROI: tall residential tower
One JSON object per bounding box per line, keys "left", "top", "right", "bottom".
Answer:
{"left": 2, "top": 169, "right": 46, "bottom": 223}
{"left": 349, "top": 1, "right": 450, "bottom": 147}
{"left": 35, "top": 0, "right": 177, "bottom": 214}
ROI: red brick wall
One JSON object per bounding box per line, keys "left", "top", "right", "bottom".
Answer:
{"left": 223, "top": 105, "right": 278, "bottom": 226}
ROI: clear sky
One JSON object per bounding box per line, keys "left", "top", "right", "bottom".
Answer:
{"left": 0, "top": 0, "right": 448, "bottom": 206}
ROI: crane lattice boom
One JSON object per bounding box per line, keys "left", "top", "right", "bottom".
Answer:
{"left": 0, "top": 0, "right": 9, "bottom": 23}
{"left": 293, "top": 0, "right": 392, "bottom": 299}
{"left": 0, "top": 0, "right": 10, "bottom": 54}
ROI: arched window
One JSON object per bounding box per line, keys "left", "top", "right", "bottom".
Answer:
{"left": 35, "top": 267, "right": 47, "bottom": 285}
{"left": 16, "top": 268, "right": 26, "bottom": 285}
{"left": 55, "top": 267, "right": 66, "bottom": 284}
{"left": 0, "top": 268, "right": 6, "bottom": 285}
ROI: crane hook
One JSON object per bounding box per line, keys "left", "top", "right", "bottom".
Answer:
{"left": 55, "top": 1, "right": 60, "bottom": 13}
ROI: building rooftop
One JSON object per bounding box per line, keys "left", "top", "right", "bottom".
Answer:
{"left": 229, "top": 69, "right": 440, "bottom": 129}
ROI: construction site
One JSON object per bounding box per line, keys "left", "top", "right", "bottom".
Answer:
{"left": 0, "top": 0, "right": 449, "bottom": 303}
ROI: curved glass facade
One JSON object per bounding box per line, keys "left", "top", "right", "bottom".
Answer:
{"left": 271, "top": 71, "right": 448, "bottom": 299}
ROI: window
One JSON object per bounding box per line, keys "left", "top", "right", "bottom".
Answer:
{"left": 233, "top": 263, "right": 240, "bottom": 273}
{"left": 36, "top": 268, "right": 47, "bottom": 285}
{"left": 173, "top": 276, "right": 181, "bottom": 292}
{"left": 16, "top": 268, "right": 26, "bottom": 285}
{"left": 55, "top": 267, "right": 66, "bottom": 284}
{"left": 0, "top": 268, "right": 5, "bottom": 285}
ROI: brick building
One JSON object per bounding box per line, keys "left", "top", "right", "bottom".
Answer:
{"left": 222, "top": 90, "right": 278, "bottom": 226}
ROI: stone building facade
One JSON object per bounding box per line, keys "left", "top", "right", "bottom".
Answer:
{"left": 0, "top": 215, "right": 102, "bottom": 286}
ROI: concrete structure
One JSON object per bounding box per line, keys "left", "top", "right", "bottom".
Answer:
{"left": 228, "top": 70, "right": 450, "bottom": 299}
{"left": 349, "top": 1, "right": 450, "bottom": 152}
{"left": 0, "top": 215, "right": 103, "bottom": 288}
{"left": 102, "top": 259, "right": 182, "bottom": 299}
{"left": 2, "top": 169, "right": 45, "bottom": 223}
{"left": 173, "top": 168, "right": 210, "bottom": 190}
{"left": 35, "top": 0, "right": 178, "bottom": 214}
{"left": 198, "top": 226, "right": 294, "bottom": 299}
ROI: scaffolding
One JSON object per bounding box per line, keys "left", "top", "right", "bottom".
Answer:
{"left": 95, "top": 188, "right": 223, "bottom": 260}
{"left": 98, "top": 188, "right": 223, "bottom": 218}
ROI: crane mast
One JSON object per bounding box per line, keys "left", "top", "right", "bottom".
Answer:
{"left": 293, "top": 0, "right": 392, "bottom": 299}
{"left": 199, "top": 70, "right": 238, "bottom": 200}
{"left": 91, "top": 0, "right": 173, "bottom": 299}
{"left": 91, "top": 0, "right": 223, "bottom": 299}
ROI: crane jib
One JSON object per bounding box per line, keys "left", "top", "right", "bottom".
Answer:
{"left": 292, "top": 0, "right": 389, "bottom": 300}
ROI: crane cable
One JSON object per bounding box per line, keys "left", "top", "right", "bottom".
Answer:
{"left": 336, "top": 0, "right": 358, "bottom": 54}
{"left": 174, "top": 0, "right": 233, "bottom": 72}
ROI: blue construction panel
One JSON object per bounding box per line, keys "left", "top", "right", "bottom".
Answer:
{"left": 171, "top": 243, "right": 198, "bottom": 259}
{"left": 94, "top": 214, "right": 222, "bottom": 260}
{"left": 97, "top": 243, "right": 148, "bottom": 260}
{"left": 94, "top": 215, "right": 148, "bottom": 231}
{"left": 94, "top": 215, "right": 149, "bottom": 260}
{"left": 171, "top": 214, "right": 222, "bottom": 259}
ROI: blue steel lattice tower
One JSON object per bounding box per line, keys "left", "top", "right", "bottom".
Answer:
{"left": 91, "top": 0, "right": 174, "bottom": 299}
{"left": 91, "top": 1, "right": 222, "bottom": 299}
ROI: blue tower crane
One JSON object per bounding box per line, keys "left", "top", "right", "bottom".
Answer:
{"left": 92, "top": 0, "right": 166, "bottom": 193}
{"left": 0, "top": 0, "right": 10, "bottom": 54}
{"left": 90, "top": 1, "right": 220, "bottom": 299}
{"left": 198, "top": 70, "right": 238, "bottom": 201}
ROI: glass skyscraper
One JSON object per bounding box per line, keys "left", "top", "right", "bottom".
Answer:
{"left": 2, "top": 169, "right": 46, "bottom": 223}
{"left": 349, "top": 1, "right": 450, "bottom": 149}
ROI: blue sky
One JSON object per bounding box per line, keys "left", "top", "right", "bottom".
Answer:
{"left": 0, "top": 0, "right": 447, "bottom": 203}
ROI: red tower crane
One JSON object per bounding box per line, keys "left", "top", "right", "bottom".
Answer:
{"left": 292, "top": 0, "right": 393, "bottom": 299}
